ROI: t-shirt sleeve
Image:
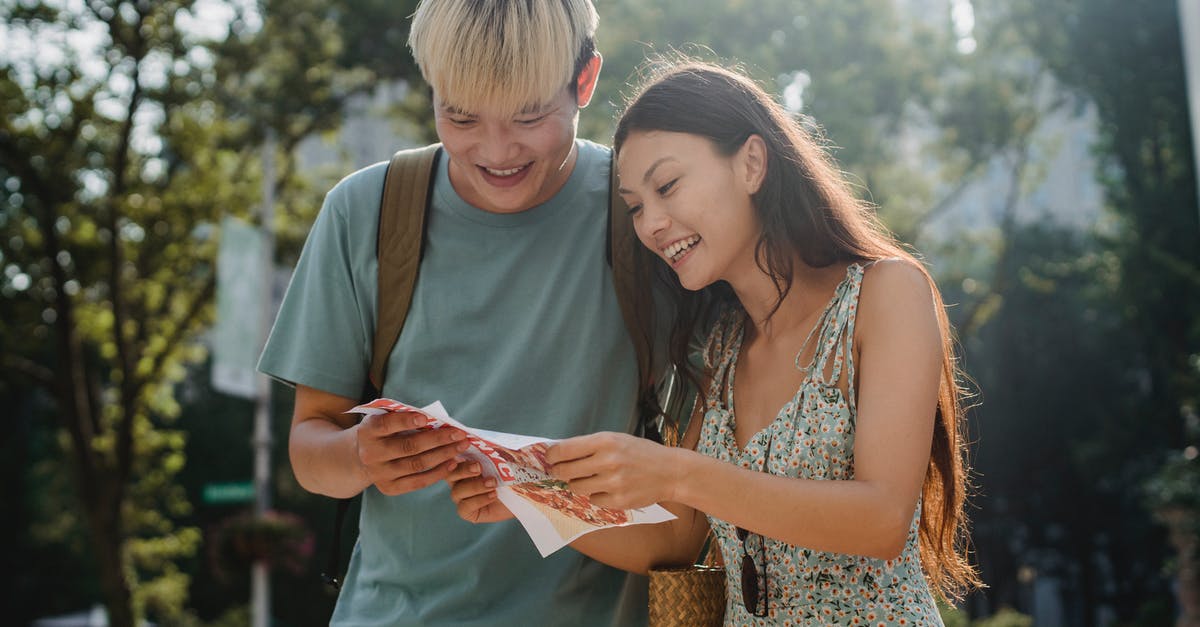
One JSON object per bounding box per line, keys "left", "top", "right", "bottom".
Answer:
{"left": 257, "top": 182, "right": 372, "bottom": 399}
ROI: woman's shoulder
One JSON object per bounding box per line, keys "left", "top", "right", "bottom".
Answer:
{"left": 856, "top": 257, "right": 939, "bottom": 330}
{"left": 859, "top": 256, "right": 929, "bottom": 288}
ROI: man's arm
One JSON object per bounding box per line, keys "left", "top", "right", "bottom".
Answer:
{"left": 289, "top": 384, "right": 473, "bottom": 498}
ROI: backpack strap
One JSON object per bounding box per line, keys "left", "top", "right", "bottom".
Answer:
{"left": 324, "top": 143, "right": 441, "bottom": 592}
{"left": 327, "top": 146, "right": 666, "bottom": 592}
{"left": 368, "top": 143, "right": 442, "bottom": 394}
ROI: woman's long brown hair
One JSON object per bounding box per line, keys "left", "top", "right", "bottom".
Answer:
{"left": 614, "top": 61, "right": 981, "bottom": 601}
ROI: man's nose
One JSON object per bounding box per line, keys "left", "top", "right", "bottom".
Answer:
{"left": 479, "top": 125, "right": 519, "bottom": 164}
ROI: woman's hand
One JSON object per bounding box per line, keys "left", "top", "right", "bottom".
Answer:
{"left": 446, "top": 462, "right": 514, "bottom": 524}
{"left": 547, "top": 432, "right": 684, "bottom": 510}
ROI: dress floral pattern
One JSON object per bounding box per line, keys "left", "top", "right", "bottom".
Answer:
{"left": 695, "top": 262, "right": 943, "bottom": 626}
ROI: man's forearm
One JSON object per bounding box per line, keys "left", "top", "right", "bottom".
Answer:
{"left": 289, "top": 419, "right": 372, "bottom": 499}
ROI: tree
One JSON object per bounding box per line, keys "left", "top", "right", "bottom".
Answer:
{"left": 590, "top": 0, "right": 955, "bottom": 218}
{"left": 944, "top": 0, "right": 1200, "bottom": 621}
{"left": 0, "top": 2, "right": 237, "bottom": 624}
{"left": 0, "top": 1, "right": 423, "bottom": 625}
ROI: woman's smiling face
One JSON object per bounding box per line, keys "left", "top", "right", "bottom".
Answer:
{"left": 617, "top": 130, "right": 766, "bottom": 291}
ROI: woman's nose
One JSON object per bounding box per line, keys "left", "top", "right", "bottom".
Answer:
{"left": 634, "top": 203, "right": 671, "bottom": 242}
{"left": 644, "top": 203, "right": 670, "bottom": 235}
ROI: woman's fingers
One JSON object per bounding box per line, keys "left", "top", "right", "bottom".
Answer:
{"left": 545, "top": 437, "right": 589, "bottom": 465}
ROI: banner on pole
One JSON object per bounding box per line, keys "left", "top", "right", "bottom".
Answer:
{"left": 213, "top": 216, "right": 266, "bottom": 399}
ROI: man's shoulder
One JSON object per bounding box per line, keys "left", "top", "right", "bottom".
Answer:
{"left": 325, "top": 158, "right": 392, "bottom": 208}
{"left": 577, "top": 138, "right": 613, "bottom": 166}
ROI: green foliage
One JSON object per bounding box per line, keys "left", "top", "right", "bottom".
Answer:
{"left": 973, "top": 607, "right": 1034, "bottom": 627}
{"left": 953, "top": 0, "right": 1198, "bottom": 619}
{"left": 589, "top": 0, "right": 959, "bottom": 228}
{"left": 1146, "top": 449, "right": 1200, "bottom": 514}
{"left": 939, "top": 598, "right": 972, "bottom": 627}
{"left": 0, "top": 1, "right": 419, "bottom": 625}
{"left": 4, "top": 0, "right": 1196, "bottom": 624}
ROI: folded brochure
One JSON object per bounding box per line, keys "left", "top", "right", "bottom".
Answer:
{"left": 349, "top": 398, "right": 676, "bottom": 557}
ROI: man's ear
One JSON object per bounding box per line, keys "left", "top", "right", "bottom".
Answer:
{"left": 739, "top": 134, "right": 768, "bottom": 194}
{"left": 575, "top": 53, "right": 602, "bottom": 108}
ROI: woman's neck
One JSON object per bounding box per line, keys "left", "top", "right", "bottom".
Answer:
{"left": 729, "top": 260, "right": 848, "bottom": 343}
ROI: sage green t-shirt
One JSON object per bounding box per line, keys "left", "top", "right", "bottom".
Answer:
{"left": 258, "top": 140, "right": 645, "bottom": 626}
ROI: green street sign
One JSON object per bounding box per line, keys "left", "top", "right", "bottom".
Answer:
{"left": 203, "top": 481, "right": 256, "bottom": 505}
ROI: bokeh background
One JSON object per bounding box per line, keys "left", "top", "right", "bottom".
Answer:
{"left": 3, "top": 1, "right": 1199, "bottom": 626}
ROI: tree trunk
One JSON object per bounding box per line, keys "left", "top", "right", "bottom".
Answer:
{"left": 72, "top": 453, "right": 135, "bottom": 627}
{"left": 1160, "top": 508, "right": 1200, "bottom": 627}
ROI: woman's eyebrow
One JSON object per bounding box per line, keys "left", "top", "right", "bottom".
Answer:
{"left": 642, "top": 157, "right": 678, "bottom": 183}
{"left": 617, "top": 157, "right": 679, "bottom": 194}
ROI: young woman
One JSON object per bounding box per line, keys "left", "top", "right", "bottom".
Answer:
{"left": 450, "top": 61, "right": 980, "bottom": 624}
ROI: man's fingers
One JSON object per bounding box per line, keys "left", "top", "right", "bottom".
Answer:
{"left": 446, "top": 462, "right": 483, "bottom": 484}
{"left": 449, "top": 475, "right": 497, "bottom": 501}
{"left": 378, "top": 458, "right": 457, "bottom": 495}
{"left": 456, "top": 492, "right": 499, "bottom": 523}
{"left": 388, "top": 440, "right": 470, "bottom": 477}
{"left": 361, "top": 410, "right": 427, "bottom": 437}
{"left": 361, "top": 426, "right": 468, "bottom": 465}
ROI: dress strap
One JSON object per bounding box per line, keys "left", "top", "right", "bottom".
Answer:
{"left": 798, "top": 264, "right": 869, "bottom": 407}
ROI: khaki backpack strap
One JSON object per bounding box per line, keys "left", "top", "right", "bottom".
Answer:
{"left": 369, "top": 143, "right": 442, "bottom": 393}
{"left": 608, "top": 155, "right": 655, "bottom": 398}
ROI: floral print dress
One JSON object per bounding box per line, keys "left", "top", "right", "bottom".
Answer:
{"left": 695, "top": 262, "right": 943, "bottom": 626}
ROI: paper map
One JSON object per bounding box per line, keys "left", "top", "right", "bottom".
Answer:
{"left": 348, "top": 398, "right": 676, "bottom": 556}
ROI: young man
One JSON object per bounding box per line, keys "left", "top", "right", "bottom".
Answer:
{"left": 257, "top": 0, "right": 647, "bottom": 625}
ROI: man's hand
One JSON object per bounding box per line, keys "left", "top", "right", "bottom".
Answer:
{"left": 447, "top": 463, "right": 515, "bottom": 524}
{"left": 356, "top": 411, "right": 474, "bottom": 495}
{"left": 289, "top": 385, "right": 474, "bottom": 498}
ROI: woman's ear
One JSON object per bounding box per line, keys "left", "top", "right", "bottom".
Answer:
{"left": 738, "top": 134, "right": 768, "bottom": 194}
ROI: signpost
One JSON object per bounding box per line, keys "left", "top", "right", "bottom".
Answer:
{"left": 213, "top": 132, "right": 277, "bottom": 627}
{"left": 202, "top": 481, "right": 256, "bottom": 505}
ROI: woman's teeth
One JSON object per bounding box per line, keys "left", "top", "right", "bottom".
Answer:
{"left": 666, "top": 236, "right": 700, "bottom": 261}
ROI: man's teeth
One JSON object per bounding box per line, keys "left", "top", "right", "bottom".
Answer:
{"left": 485, "top": 164, "right": 526, "bottom": 176}
{"left": 665, "top": 236, "right": 700, "bottom": 261}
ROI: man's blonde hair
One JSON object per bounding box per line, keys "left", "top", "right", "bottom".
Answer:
{"left": 409, "top": 0, "right": 598, "bottom": 116}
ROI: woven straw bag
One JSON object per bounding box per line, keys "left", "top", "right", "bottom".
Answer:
{"left": 647, "top": 552, "right": 725, "bottom": 626}
{"left": 646, "top": 377, "right": 726, "bottom": 627}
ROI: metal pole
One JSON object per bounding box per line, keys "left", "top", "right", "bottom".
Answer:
{"left": 252, "top": 130, "right": 276, "bottom": 627}
{"left": 1181, "top": 0, "right": 1200, "bottom": 217}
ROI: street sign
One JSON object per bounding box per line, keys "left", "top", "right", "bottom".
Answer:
{"left": 203, "top": 481, "right": 256, "bottom": 505}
